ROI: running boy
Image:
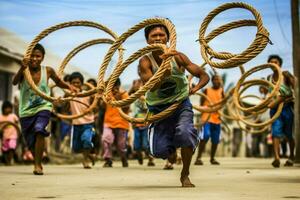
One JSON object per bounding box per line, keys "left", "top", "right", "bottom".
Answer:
{"left": 267, "top": 55, "right": 295, "bottom": 168}
{"left": 102, "top": 78, "right": 130, "bottom": 167}
{"left": 195, "top": 74, "right": 225, "bottom": 165}
{"left": 12, "top": 43, "right": 76, "bottom": 175}
{"left": 68, "top": 72, "right": 96, "bottom": 169}
{"left": 138, "top": 22, "right": 209, "bottom": 187}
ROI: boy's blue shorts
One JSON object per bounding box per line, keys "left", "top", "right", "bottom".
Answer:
{"left": 200, "top": 122, "right": 221, "bottom": 144}
{"left": 148, "top": 99, "right": 199, "bottom": 159}
{"left": 72, "top": 123, "right": 95, "bottom": 153}
{"left": 270, "top": 104, "right": 294, "bottom": 140}
{"left": 20, "top": 110, "right": 51, "bottom": 151}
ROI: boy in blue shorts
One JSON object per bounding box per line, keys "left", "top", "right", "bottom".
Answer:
{"left": 138, "top": 22, "right": 209, "bottom": 187}
{"left": 12, "top": 43, "right": 76, "bottom": 175}
{"left": 195, "top": 74, "right": 225, "bottom": 165}
{"left": 267, "top": 55, "right": 295, "bottom": 168}
{"left": 68, "top": 72, "right": 96, "bottom": 169}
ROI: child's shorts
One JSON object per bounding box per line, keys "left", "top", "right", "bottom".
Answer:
{"left": 270, "top": 104, "right": 294, "bottom": 140}
{"left": 20, "top": 110, "right": 51, "bottom": 151}
{"left": 72, "top": 123, "right": 95, "bottom": 153}
{"left": 1, "top": 138, "right": 17, "bottom": 152}
{"left": 200, "top": 122, "right": 221, "bottom": 144}
{"left": 148, "top": 99, "right": 199, "bottom": 159}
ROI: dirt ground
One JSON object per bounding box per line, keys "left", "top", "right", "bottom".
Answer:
{"left": 0, "top": 157, "right": 299, "bottom": 200}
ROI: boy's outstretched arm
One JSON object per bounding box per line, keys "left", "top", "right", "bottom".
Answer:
{"left": 47, "top": 67, "right": 77, "bottom": 92}
{"left": 175, "top": 52, "right": 209, "bottom": 94}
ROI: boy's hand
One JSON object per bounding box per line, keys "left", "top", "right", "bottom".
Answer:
{"left": 21, "top": 58, "right": 30, "bottom": 70}
{"left": 68, "top": 84, "right": 79, "bottom": 93}
{"left": 159, "top": 50, "right": 179, "bottom": 60}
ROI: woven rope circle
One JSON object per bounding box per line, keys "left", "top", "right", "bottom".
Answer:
{"left": 233, "top": 63, "right": 282, "bottom": 113}
{"left": 23, "top": 20, "right": 118, "bottom": 102}
{"left": 199, "top": 2, "right": 270, "bottom": 69}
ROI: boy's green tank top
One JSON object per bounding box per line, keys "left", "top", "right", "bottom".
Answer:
{"left": 145, "top": 53, "right": 189, "bottom": 106}
{"left": 19, "top": 66, "right": 52, "bottom": 118}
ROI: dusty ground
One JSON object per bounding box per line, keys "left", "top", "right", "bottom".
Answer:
{"left": 0, "top": 157, "right": 299, "bottom": 200}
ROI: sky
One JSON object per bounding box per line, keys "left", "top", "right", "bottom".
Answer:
{"left": 0, "top": 0, "right": 293, "bottom": 90}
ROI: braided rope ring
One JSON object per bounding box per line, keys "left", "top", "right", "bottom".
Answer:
{"left": 199, "top": 2, "right": 270, "bottom": 69}
{"left": 23, "top": 20, "right": 118, "bottom": 102}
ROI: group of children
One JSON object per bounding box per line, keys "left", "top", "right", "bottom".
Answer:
{"left": 0, "top": 21, "right": 296, "bottom": 187}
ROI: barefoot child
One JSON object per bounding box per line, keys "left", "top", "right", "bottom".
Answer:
{"left": 0, "top": 101, "right": 19, "bottom": 165}
{"left": 12, "top": 43, "right": 76, "bottom": 175}
{"left": 138, "top": 22, "right": 209, "bottom": 187}
{"left": 267, "top": 55, "right": 295, "bottom": 168}
{"left": 195, "top": 74, "right": 225, "bottom": 165}
{"left": 129, "top": 79, "right": 155, "bottom": 166}
{"left": 68, "top": 72, "right": 96, "bottom": 169}
{"left": 102, "top": 78, "right": 130, "bottom": 167}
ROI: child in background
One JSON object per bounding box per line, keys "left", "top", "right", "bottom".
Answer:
{"left": 102, "top": 78, "right": 130, "bottom": 167}
{"left": 129, "top": 79, "right": 155, "bottom": 166}
{"left": 0, "top": 101, "right": 19, "bottom": 165}
{"left": 69, "top": 72, "right": 96, "bottom": 169}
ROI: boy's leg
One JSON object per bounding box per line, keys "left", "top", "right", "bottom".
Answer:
{"left": 7, "top": 149, "right": 15, "bottom": 165}
{"left": 210, "top": 123, "right": 221, "bottom": 165}
{"left": 174, "top": 104, "right": 199, "bottom": 187}
{"left": 271, "top": 111, "right": 284, "bottom": 168}
{"left": 81, "top": 125, "right": 95, "bottom": 168}
{"left": 133, "top": 128, "right": 143, "bottom": 165}
{"left": 180, "top": 147, "right": 195, "bottom": 187}
{"left": 195, "top": 123, "right": 210, "bottom": 165}
{"left": 101, "top": 127, "right": 114, "bottom": 167}
{"left": 34, "top": 134, "right": 45, "bottom": 175}
{"left": 195, "top": 140, "right": 206, "bottom": 165}
{"left": 115, "top": 129, "right": 128, "bottom": 167}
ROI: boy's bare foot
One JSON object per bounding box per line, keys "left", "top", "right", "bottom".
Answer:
{"left": 194, "top": 159, "right": 203, "bottom": 165}
{"left": 272, "top": 159, "right": 280, "bottom": 168}
{"left": 284, "top": 159, "right": 294, "bottom": 167}
{"left": 163, "top": 162, "right": 173, "bottom": 170}
{"left": 103, "top": 159, "right": 113, "bottom": 167}
{"left": 82, "top": 162, "right": 91, "bottom": 169}
{"left": 210, "top": 159, "right": 220, "bottom": 165}
{"left": 33, "top": 165, "right": 43, "bottom": 175}
{"left": 180, "top": 176, "right": 195, "bottom": 187}
{"left": 88, "top": 154, "right": 96, "bottom": 166}
{"left": 147, "top": 160, "right": 155, "bottom": 167}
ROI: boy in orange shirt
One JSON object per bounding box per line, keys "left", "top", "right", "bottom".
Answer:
{"left": 195, "top": 74, "right": 224, "bottom": 165}
{"left": 102, "top": 78, "right": 130, "bottom": 167}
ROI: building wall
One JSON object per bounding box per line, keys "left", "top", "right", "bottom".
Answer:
{"left": 0, "top": 54, "right": 20, "bottom": 108}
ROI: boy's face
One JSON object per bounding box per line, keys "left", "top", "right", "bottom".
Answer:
{"left": 112, "top": 85, "right": 120, "bottom": 95}
{"left": 3, "top": 107, "right": 12, "bottom": 115}
{"left": 147, "top": 27, "right": 168, "bottom": 45}
{"left": 212, "top": 76, "right": 222, "bottom": 88}
{"left": 268, "top": 58, "right": 281, "bottom": 67}
{"left": 30, "top": 49, "right": 44, "bottom": 69}
{"left": 70, "top": 78, "right": 83, "bottom": 89}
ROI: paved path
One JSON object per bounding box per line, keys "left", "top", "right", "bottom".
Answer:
{"left": 0, "top": 158, "right": 299, "bottom": 200}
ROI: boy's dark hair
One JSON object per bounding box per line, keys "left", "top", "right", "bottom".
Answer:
{"left": 33, "top": 43, "right": 45, "bottom": 56}
{"left": 70, "top": 72, "right": 84, "bottom": 83}
{"left": 144, "top": 24, "right": 170, "bottom": 41}
{"left": 114, "top": 78, "right": 121, "bottom": 87}
{"left": 87, "top": 78, "right": 97, "bottom": 87}
{"left": 63, "top": 74, "right": 70, "bottom": 82}
{"left": 267, "top": 54, "right": 283, "bottom": 66}
{"left": 2, "top": 101, "right": 13, "bottom": 114}
{"left": 212, "top": 74, "right": 221, "bottom": 81}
